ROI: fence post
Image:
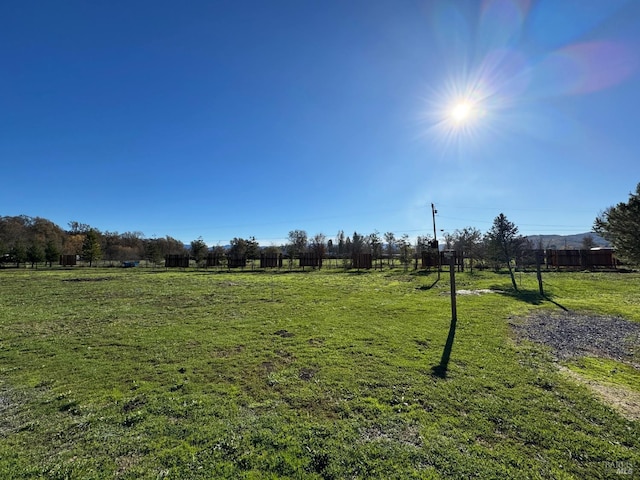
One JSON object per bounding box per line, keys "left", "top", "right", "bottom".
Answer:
{"left": 536, "top": 251, "right": 544, "bottom": 296}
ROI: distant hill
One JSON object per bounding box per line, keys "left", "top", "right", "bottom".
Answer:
{"left": 525, "top": 232, "right": 610, "bottom": 250}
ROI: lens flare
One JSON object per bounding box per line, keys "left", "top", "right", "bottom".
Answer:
{"left": 418, "top": 0, "right": 638, "bottom": 159}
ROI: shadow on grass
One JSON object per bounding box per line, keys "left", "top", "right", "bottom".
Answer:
{"left": 431, "top": 315, "right": 457, "bottom": 379}
{"left": 417, "top": 278, "right": 440, "bottom": 290}
{"left": 411, "top": 269, "right": 439, "bottom": 277}
{"left": 490, "top": 286, "right": 569, "bottom": 311}
{"left": 542, "top": 295, "right": 569, "bottom": 312}
{"left": 190, "top": 268, "right": 322, "bottom": 276}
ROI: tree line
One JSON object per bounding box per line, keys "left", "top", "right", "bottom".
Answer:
{"left": 1, "top": 184, "right": 638, "bottom": 275}
{"left": 0, "top": 214, "right": 584, "bottom": 275}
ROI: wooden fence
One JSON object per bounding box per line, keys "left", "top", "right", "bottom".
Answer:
{"left": 418, "top": 249, "right": 619, "bottom": 271}
{"left": 206, "top": 253, "right": 222, "bottom": 267}
{"left": 299, "top": 253, "right": 323, "bottom": 269}
{"left": 260, "top": 253, "right": 283, "bottom": 268}
{"left": 227, "top": 254, "right": 247, "bottom": 268}
{"left": 165, "top": 254, "right": 190, "bottom": 268}
{"left": 152, "top": 248, "right": 621, "bottom": 271}
{"left": 59, "top": 254, "right": 77, "bottom": 266}
{"left": 352, "top": 253, "right": 372, "bottom": 269}
{"left": 421, "top": 251, "right": 464, "bottom": 270}
{"left": 545, "top": 249, "right": 619, "bottom": 269}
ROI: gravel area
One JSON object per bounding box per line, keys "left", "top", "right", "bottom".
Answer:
{"left": 511, "top": 311, "right": 640, "bottom": 365}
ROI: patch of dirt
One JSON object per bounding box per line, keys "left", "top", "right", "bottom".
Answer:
{"left": 0, "top": 387, "right": 36, "bottom": 436}
{"left": 122, "top": 395, "right": 147, "bottom": 413}
{"left": 511, "top": 312, "right": 640, "bottom": 364}
{"left": 457, "top": 288, "right": 502, "bottom": 296}
{"left": 116, "top": 454, "right": 142, "bottom": 477}
{"left": 360, "top": 421, "right": 423, "bottom": 448}
{"left": 511, "top": 311, "right": 640, "bottom": 421}
{"left": 260, "top": 361, "right": 275, "bottom": 372}
{"left": 273, "top": 329, "right": 294, "bottom": 338}
{"left": 299, "top": 368, "right": 317, "bottom": 381}
{"left": 212, "top": 344, "right": 245, "bottom": 357}
{"left": 62, "top": 277, "right": 112, "bottom": 282}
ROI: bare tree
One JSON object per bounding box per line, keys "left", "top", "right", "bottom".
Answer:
{"left": 581, "top": 234, "right": 596, "bottom": 250}
{"left": 384, "top": 232, "right": 396, "bottom": 266}
{"left": 368, "top": 231, "right": 382, "bottom": 268}
{"left": 397, "top": 234, "right": 413, "bottom": 271}
{"left": 452, "top": 227, "right": 482, "bottom": 272}
{"left": 287, "top": 230, "right": 308, "bottom": 267}
{"left": 310, "top": 233, "right": 327, "bottom": 268}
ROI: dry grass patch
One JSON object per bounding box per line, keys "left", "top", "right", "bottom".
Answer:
{"left": 559, "top": 366, "right": 640, "bottom": 421}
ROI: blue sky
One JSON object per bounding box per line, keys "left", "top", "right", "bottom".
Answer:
{"left": 2, "top": 0, "right": 639, "bottom": 246}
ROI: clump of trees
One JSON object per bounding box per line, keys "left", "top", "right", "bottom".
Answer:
{"left": 0, "top": 216, "right": 65, "bottom": 268}
{"left": 0, "top": 216, "right": 189, "bottom": 268}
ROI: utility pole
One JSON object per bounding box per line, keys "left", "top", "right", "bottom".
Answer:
{"left": 431, "top": 203, "right": 441, "bottom": 280}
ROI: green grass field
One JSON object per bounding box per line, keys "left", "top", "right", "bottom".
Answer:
{"left": 0, "top": 267, "right": 638, "bottom": 479}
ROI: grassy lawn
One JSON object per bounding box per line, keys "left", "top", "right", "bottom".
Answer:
{"left": 0, "top": 267, "right": 638, "bottom": 479}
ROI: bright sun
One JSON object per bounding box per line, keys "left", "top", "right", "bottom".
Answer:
{"left": 450, "top": 102, "right": 473, "bottom": 123}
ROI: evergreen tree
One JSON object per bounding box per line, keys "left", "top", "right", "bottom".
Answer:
{"left": 26, "top": 243, "right": 45, "bottom": 268}
{"left": 594, "top": 183, "right": 640, "bottom": 265}
{"left": 45, "top": 239, "right": 61, "bottom": 267}
{"left": 143, "top": 239, "right": 161, "bottom": 265}
{"left": 336, "top": 231, "right": 345, "bottom": 258}
{"left": 326, "top": 239, "right": 334, "bottom": 257}
{"left": 246, "top": 237, "right": 260, "bottom": 260}
{"left": 9, "top": 241, "right": 27, "bottom": 268}
{"left": 351, "top": 231, "right": 364, "bottom": 255}
{"left": 485, "top": 214, "right": 523, "bottom": 291}
{"left": 82, "top": 229, "right": 102, "bottom": 267}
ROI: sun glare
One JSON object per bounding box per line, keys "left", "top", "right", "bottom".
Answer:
{"left": 419, "top": 80, "right": 490, "bottom": 151}
{"left": 451, "top": 101, "right": 473, "bottom": 123}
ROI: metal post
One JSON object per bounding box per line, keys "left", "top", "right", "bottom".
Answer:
{"left": 446, "top": 251, "right": 457, "bottom": 322}
{"left": 432, "top": 203, "right": 440, "bottom": 280}
{"left": 536, "top": 251, "right": 544, "bottom": 297}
